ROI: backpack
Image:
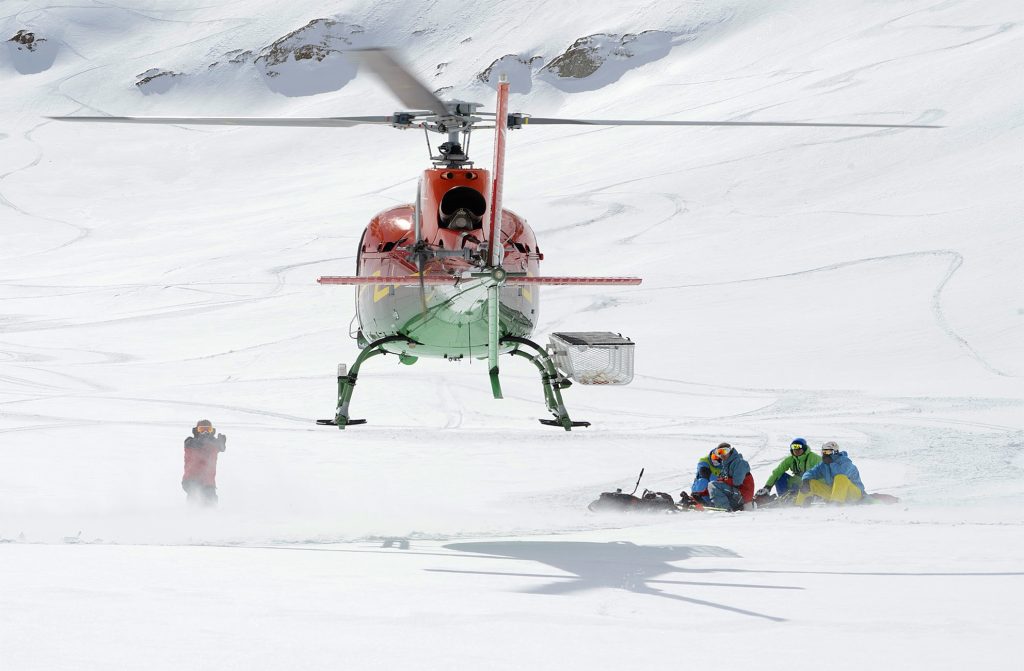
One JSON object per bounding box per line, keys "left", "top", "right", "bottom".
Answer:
{"left": 588, "top": 488, "right": 678, "bottom": 513}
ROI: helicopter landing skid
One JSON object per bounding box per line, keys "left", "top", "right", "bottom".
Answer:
{"left": 503, "top": 336, "right": 589, "bottom": 431}
{"left": 320, "top": 334, "right": 418, "bottom": 430}
{"left": 319, "top": 334, "right": 589, "bottom": 431}
{"left": 539, "top": 419, "right": 591, "bottom": 429}
{"left": 316, "top": 418, "right": 367, "bottom": 426}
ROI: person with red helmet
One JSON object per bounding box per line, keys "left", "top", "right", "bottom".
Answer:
{"left": 182, "top": 419, "right": 227, "bottom": 505}
{"left": 707, "top": 442, "right": 755, "bottom": 511}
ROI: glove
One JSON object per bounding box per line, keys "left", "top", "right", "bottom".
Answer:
{"left": 755, "top": 487, "right": 769, "bottom": 498}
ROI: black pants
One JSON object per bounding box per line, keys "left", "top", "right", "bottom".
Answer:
{"left": 182, "top": 480, "right": 218, "bottom": 505}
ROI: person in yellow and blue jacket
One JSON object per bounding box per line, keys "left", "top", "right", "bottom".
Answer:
{"left": 796, "top": 441, "right": 866, "bottom": 505}
{"left": 687, "top": 450, "right": 723, "bottom": 505}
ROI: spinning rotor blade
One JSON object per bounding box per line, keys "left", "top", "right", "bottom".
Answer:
{"left": 48, "top": 116, "right": 395, "bottom": 127}
{"left": 351, "top": 48, "right": 449, "bottom": 117}
{"left": 519, "top": 117, "right": 942, "bottom": 129}
{"left": 317, "top": 276, "right": 643, "bottom": 286}
{"left": 504, "top": 276, "right": 642, "bottom": 285}
{"left": 318, "top": 276, "right": 466, "bottom": 285}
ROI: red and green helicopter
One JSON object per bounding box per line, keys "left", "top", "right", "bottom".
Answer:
{"left": 53, "top": 49, "right": 938, "bottom": 430}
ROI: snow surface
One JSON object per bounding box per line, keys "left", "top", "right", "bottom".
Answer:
{"left": 1, "top": 0, "right": 1023, "bottom": 668}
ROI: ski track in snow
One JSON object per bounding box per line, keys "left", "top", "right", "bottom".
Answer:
{"left": 627, "top": 249, "right": 1016, "bottom": 378}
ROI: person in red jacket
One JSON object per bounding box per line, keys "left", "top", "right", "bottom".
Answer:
{"left": 707, "top": 443, "right": 755, "bottom": 511}
{"left": 182, "top": 419, "right": 227, "bottom": 505}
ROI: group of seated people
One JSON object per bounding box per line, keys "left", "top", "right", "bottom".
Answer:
{"left": 680, "top": 438, "right": 866, "bottom": 511}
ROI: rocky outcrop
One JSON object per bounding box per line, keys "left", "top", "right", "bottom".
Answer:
{"left": 544, "top": 36, "right": 610, "bottom": 79}
{"left": 5, "top": 29, "right": 59, "bottom": 74}
{"left": 9, "top": 30, "right": 44, "bottom": 51}
{"left": 253, "top": 18, "right": 365, "bottom": 95}
{"left": 538, "top": 31, "right": 674, "bottom": 92}
{"left": 473, "top": 31, "right": 677, "bottom": 95}
{"left": 477, "top": 54, "right": 543, "bottom": 94}
{"left": 128, "top": 18, "right": 370, "bottom": 98}
{"left": 135, "top": 68, "right": 183, "bottom": 95}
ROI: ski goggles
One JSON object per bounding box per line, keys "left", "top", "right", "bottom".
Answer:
{"left": 790, "top": 444, "right": 806, "bottom": 454}
{"left": 195, "top": 425, "right": 215, "bottom": 434}
{"left": 710, "top": 446, "right": 732, "bottom": 465}
{"left": 821, "top": 446, "right": 839, "bottom": 456}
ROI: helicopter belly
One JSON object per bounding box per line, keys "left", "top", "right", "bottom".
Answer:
{"left": 358, "top": 280, "right": 537, "bottom": 359}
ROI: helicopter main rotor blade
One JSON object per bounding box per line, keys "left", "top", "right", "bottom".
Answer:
{"left": 48, "top": 116, "right": 395, "bottom": 127}
{"left": 505, "top": 276, "right": 642, "bottom": 285}
{"left": 351, "top": 48, "right": 450, "bottom": 118}
{"left": 318, "top": 276, "right": 468, "bottom": 286}
{"left": 520, "top": 117, "right": 942, "bottom": 129}
{"left": 316, "top": 275, "right": 644, "bottom": 286}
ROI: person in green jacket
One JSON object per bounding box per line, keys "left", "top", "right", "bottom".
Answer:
{"left": 756, "top": 437, "right": 822, "bottom": 499}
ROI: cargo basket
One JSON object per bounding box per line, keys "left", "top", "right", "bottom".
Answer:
{"left": 548, "top": 332, "right": 635, "bottom": 385}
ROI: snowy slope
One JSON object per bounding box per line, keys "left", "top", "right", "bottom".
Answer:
{"left": 1, "top": 1, "right": 1023, "bottom": 669}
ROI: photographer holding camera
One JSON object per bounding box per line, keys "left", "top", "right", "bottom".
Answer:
{"left": 182, "top": 419, "right": 227, "bottom": 506}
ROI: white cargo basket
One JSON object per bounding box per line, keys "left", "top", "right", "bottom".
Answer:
{"left": 548, "top": 332, "right": 635, "bottom": 385}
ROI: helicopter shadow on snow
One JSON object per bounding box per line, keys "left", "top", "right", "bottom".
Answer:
{"left": 432, "top": 540, "right": 796, "bottom": 622}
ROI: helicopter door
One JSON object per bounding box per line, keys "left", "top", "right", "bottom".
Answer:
{"left": 356, "top": 227, "right": 368, "bottom": 274}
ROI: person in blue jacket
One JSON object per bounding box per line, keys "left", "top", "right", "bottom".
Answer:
{"left": 687, "top": 453, "right": 721, "bottom": 505}
{"left": 796, "top": 441, "right": 866, "bottom": 505}
{"left": 707, "top": 443, "right": 755, "bottom": 511}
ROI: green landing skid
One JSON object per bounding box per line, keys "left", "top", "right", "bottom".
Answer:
{"left": 317, "top": 334, "right": 591, "bottom": 431}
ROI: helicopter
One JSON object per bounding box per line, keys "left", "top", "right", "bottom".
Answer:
{"left": 52, "top": 49, "right": 940, "bottom": 430}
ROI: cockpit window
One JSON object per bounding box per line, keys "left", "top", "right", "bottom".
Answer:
{"left": 439, "top": 187, "right": 486, "bottom": 230}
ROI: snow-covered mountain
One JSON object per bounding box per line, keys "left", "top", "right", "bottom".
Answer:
{"left": 2, "top": 1, "right": 1022, "bottom": 668}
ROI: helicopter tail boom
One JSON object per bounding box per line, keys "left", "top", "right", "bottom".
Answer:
{"left": 487, "top": 76, "right": 510, "bottom": 268}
